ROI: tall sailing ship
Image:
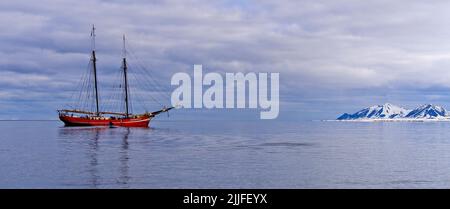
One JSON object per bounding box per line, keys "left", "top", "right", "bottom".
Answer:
{"left": 58, "top": 26, "right": 173, "bottom": 127}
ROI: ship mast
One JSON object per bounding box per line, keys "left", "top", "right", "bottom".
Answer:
{"left": 122, "top": 35, "right": 130, "bottom": 118}
{"left": 91, "top": 25, "right": 100, "bottom": 116}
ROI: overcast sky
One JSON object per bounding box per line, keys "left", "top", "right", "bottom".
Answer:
{"left": 2, "top": 0, "right": 450, "bottom": 120}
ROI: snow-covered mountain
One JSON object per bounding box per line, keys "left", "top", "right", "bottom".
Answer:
{"left": 336, "top": 103, "right": 449, "bottom": 120}
{"left": 404, "top": 104, "right": 448, "bottom": 118}
{"left": 337, "top": 103, "right": 409, "bottom": 120}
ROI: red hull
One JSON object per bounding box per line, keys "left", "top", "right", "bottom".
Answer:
{"left": 59, "top": 115, "right": 152, "bottom": 127}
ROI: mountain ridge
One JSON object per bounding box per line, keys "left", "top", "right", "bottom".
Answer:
{"left": 337, "top": 103, "right": 448, "bottom": 120}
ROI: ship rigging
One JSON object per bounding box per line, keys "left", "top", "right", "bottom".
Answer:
{"left": 58, "top": 25, "right": 173, "bottom": 127}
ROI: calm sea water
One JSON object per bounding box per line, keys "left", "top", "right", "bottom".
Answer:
{"left": 2, "top": 120, "right": 450, "bottom": 188}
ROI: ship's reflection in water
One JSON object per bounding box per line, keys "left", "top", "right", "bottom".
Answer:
{"left": 118, "top": 128, "right": 131, "bottom": 185}
{"left": 58, "top": 126, "right": 136, "bottom": 188}
{"left": 8, "top": 120, "right": 450, "bottom": 188}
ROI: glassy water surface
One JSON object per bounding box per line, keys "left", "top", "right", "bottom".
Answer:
{"left": 2, "top": 120, "right": 450, "bottom": 188}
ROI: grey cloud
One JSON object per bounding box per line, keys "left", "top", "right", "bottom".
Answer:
{"left": 2, "top": 0, "right": 450, "bottom": 119}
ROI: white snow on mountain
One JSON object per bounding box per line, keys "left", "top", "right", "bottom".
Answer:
{"left": 337, "top": 103, "right": 449, "bottom": 121}
{"left": 405, "top": 104, "right": 448, "bottom": 118}
{"left": 337, "top": 103, "right": 409, "bottom": 120}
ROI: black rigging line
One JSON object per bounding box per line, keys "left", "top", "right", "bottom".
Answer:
{"left": 85, "top": 66, "right": 93, "bottom": 112}
{"left": 128, "top": 69, "right": 158, "bottom": 109}
{"left": 129, "top": 61, "right": 172, "bottom": 106}
{"left": 103, "top": 67, "right": 123, "bottom": 113}
{"left": 129, "top": 53, "right": 171, "bottom": 102}
{"left": 125, "top": 40, "right": 171, "bottom": 101}
{"left": 69, "top": 60, "right": 91, "bottom": 110}
{"left": 132, "top": 73, "right": 152, "bottom": 111}
{"left": 127, "top": 62, "right": 164, "bottom": 106}
{"left": 81, "top": 64, "right": 90, "bottom": 111}
{"left": 67, "top": 60, "right": 89, "bottom": 109}
{"left": 129, "top": 61, "right": 169, "bottom": 102}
